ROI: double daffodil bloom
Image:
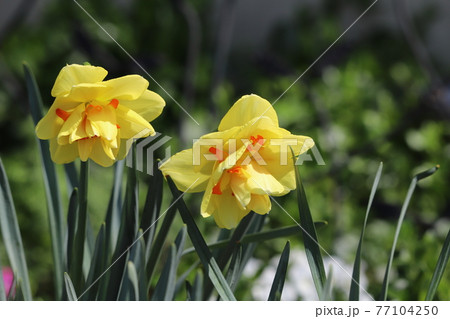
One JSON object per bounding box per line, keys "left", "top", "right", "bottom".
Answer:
{"left": 35, "top": 64, "right": 165, "bottom": 167}
{"left": 160, "top": 94, "right": 314, "bottom": 229}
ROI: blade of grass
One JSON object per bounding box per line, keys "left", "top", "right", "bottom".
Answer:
{"left": 268, "top": 241, "right": 290, "bottom": 301}
{"left": 182, "top": 223, "right": 326, "bottom": 256}
{"left": 64, "top": 273, "right": 78, "bottom": 301}
{"left": 167, "top": 177, "right": 236, "bottom": 301}
{"left": 292, "top": 148, "right": 326, "bottom": 299}
{"left": 0, "top": 158, "right": 32, "bottom": 300}
{"left": 425, "top": 227, "right": 450, "bottom": 301}
{"left": 24, "top": 63, "right": 64, "bottom": 299}
{"left": 380, "top": 165, "right": 439, "bottom": 301}
{"left": 349, "top": 162, "right": 383, "bottom": 300}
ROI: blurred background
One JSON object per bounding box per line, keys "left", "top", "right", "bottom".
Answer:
{"left": 0, "top": 0, "right": 449, "bottom": 300}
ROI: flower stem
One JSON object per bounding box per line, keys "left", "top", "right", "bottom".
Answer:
{"left": 73, "top": 159, "right": 89, "bottom": 294}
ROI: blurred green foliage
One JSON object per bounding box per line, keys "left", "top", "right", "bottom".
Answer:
{"left": 0, "top": 0, "right": 448, "bottom": 300}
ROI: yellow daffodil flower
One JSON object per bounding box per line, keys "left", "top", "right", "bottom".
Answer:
{"left": 35, "top": 64, "right": 165, "bottom": 167}
{"left": 160, "top": 94, "right": 314, "bottom": 229}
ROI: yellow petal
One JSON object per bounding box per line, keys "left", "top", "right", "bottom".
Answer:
{"left": 100, "top": 75, "right": 148, "bottom": 100}
{"left": 245, "top": 162, "right": 287, "bottom": 196}
{"left": 35, "top": 97, "right": 80, "bottom": 140}
{"left": 78, "top": 138, "right": 94, "bottom": 161}
{"left": 89, "top": 138, "right": 116, "bottom": 167}
{"left": 52, "top": 64, "right": 107, "bottom": 97}
{"left": 210, "top": 188, "right": 249, "bottom": 229}
{"left": 118, "top": 90, "right": 165, "bottom": 122}
{"left": 248, "top": 194, "right": 271, "bottom": 215}
{"left": 49, "top": 138, "right": 79, "bottom": 164}
{"left": 218, "top": 94, "right": 279, "bottom": 131}
{"left": 229, "top": 175, "right": 251, "bottom": 209}
{"left": 68, "top": 83, "right": 108, "bottom": 102}
{"left": 116, "top": 105, "right": 154, "bottom": 139}
{"left": 56, "top": 104, "right": 86, "bottom": 144}
{"left": 88, "top": 105, "right": 117, "bottom": 141}
{"left": 159, "top": 148, "right": 211, "bottom": 193}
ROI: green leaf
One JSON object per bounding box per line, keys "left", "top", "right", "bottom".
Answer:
{"left": 128, "top": 230, "right": 147, "bottom": 301}
{"left": 203, "top": 213, "right": 254, "bottom": 299}
{"left": 105, "top": 155, "right": 139, "bottom": 300}
{"left": 226, "top": 245, "right": 242, "bottom": 292}
{"left": 0, "top": 158, "right": 32, "bottom": 300}
{"left": 152, "top": 244, "right": 177, "bottom": 301}
{"left": 350, "top": 162, "right": 383, "bottom": 301}
{"left": 268, "top": 241, "right": 290, "bottom": 301}
{"left": 174, "top": 260, "right": 201, "bottom": 294}
{"left": 0, "top": 254, "right": 6, "bottom": 301}
{"left": 127, "top": 262, "right": 139, "bottom": 301}
{"left": 380, "top": 165, "right": 439, "bottom": 301}
{"left": 182, "top": 223, "right": 325, "bottom": 256}
{"left": 152, "top": 226, "right": 187, "bottom": 301}
{"left": 145, "top": 202, "right": 177, "bottom": 287}
{"left": 23, "top": 62, "right": 64, "bottom": 299}
{"left": 141, "top": 161, "right": 163, "bottom": 253}
{"left": 322, "top": 266, "right": 333, "bottom": 301}
{"left": 292, "top": 148, "right": 326, "bottom": 299}
{"left": 80, "top": 224, "right": 106, "bottom": 301}
{"left": 167, "top": 177, "right": 236, "bottom": 301}
{"left": 64, "top": 273, "right": 78, "bottom": 301}
{"left": 186, "top": 270, "right": 204, "bottom": 301}
{"left": 105, "top": 161, "right": 124, "bottom": 258}
{"left": 71, "top": 160, "right": 89, "bottom": 292}
{"left": 426, "top": 227, "right": 450, "bottom": 301}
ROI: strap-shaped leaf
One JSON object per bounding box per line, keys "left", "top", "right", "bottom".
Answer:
{"left": 167, "top": 177, "right": 236, "bottom": 301}
{"left": 426, "top": 227, "right": 450, "bottom": 300}
{"left": 0, "top": 159, "right": 32, "bottom": 300}
{"left": 291, "top": 148, "right": 326, "bottom": 299}
{"left": 268, "top": 241, "right": 290, "bottom": 301}
{"left": 64, "top": 273, "right": 78, "bottom": 301}
{"left": 24, "top": 63, "right": 64, "bottom": 299}
{"left": 349, "top": 162, "right": 383, "bottom": 300}
{"left": 380, "top": 165, "right": 439, "bottom": 300}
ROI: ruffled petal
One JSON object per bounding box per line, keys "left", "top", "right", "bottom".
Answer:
{"left": 245, "top": 162, "right": 287, "bottom": 196}
{"left": 159, "top": 148, "right": 211, "bottom": 193}
{"left": 100, "top": 75, "right": 148, "bottom": 100}
{"left": 68, "top": 83, "right": 108, "bottom": 102}
{"left": 118, "top": 89, "right": 165, "bottom": 122}
{"left": 89, "top": 138, "right": 116, "bottom": 167}
{"left": 51, "top": 64, "right": 108, "bottom": 97}
{"left": 49, "top": 138, "right": 79, "bottom": 164}
{"left": 247, "top": 194, "right": 271, "bottom": 215}
{"left": 116, "top": 105, "right": 154, "bottom": 139}
{"left": 218, "top": 94, "right": 279, "bottom": 131}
